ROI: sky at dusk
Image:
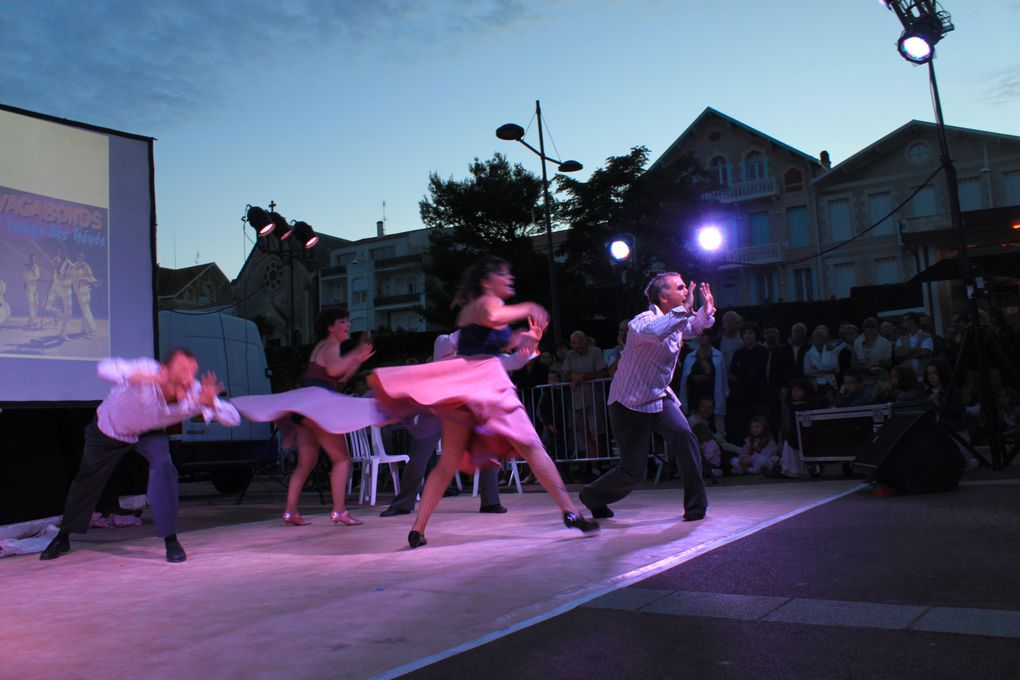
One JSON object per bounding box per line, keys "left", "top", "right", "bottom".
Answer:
{"left": 2, "top": 0, "right": 1018, "bottom": 279}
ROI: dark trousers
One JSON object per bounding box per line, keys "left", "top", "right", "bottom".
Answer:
{"left": 386, "top": 429, "right": 500, "bottom": 513}
{"left": 583, "top": 399, "right": 707, "bottom": 515}
{"left": 60, "top": 421, "right": 179, "bottom": 537}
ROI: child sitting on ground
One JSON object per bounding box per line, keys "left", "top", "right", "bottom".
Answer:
{"left": 730, "top": 415, "right": 779, "bottom": 475}
{"left": 692, "top": 421, "right": 722, "bottom": 481}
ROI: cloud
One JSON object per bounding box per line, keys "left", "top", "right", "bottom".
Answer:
{"left": 981, "top": 66, "right": 1020, "bottom": 106}
{"left": 0, "top": 0, "right": 544, "bottom": 132}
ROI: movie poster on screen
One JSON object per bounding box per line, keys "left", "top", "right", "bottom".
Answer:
{"left": 0, "top": 185, "right": 110, "bottom": 359}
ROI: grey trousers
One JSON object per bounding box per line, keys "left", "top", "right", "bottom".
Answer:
{"left": 60, "top": 421, "right": 179, "bottom": 537}
{"left": 583, "top": 399, "right": 707, "bottom": 515}
{"left": 386, "top": 430, "right": 500, "bottom": 513}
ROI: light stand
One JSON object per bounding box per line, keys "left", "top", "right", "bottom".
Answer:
{"left": 883, "top": 2, "right": 1010, "bottom": 467}
{"left": 497, "top": 101, "right": 583, "bottom": 343}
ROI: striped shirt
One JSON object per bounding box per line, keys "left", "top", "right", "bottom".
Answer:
{"left": 434, "top": 330, "right": 535, "bottom": 372}
{"left": 607, "top": 305, "right": 715, "bottom": 413}
{"left": 95, "top": 357, "right": 241, "bottom": 443}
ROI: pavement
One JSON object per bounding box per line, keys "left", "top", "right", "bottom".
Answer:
{"left": 1, "top": 465, "right": 1018, "bottom": 680}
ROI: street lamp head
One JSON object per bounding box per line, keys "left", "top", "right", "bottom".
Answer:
{"left": 496, "top": 123, "right": 525, "bottom": 141}
{"left": 557, "top": 160, "right": 583, "bottom": 173}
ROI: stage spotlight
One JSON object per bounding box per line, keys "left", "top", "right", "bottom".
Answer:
{"left": 245, "top": 205, "right": 274, "bottom": 236}
{"left": 293, "top": 221, "right": 319, "bottom": 249}
{"left": 696, "top": 225, "right": 724, "bottom": 252}
{"left": 270, "top": 212, "right": 293, "bottom": 241}
{"left": 885, "top": 0, "right": 954, "bottom": 64}
{"left": 607, "top": 234, "right": 636, "bottom": 264}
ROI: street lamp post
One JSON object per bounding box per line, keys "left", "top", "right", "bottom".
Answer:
{"left": 496, "top": 100, "right": 582, "bottom": 344}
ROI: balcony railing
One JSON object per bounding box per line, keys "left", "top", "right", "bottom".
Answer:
{"left": 374, "top": 254, "right": 423, "bottom": 270}
{"left": 374, "top": 292, "right": 421, "bottom": 307}
{"left": 320, "top": 264, "right": 347, "bottom": 278}
{"left": 733, "top": 242, "right": 784, "bottom": 265}
{"left": 702, "top": 176, "right": 777, "bottom": 203}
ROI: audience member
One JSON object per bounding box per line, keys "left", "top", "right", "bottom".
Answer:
{"left": 833, "top": 368, "right": 872, "bottom": 408}
{"left": 678, "top": 331, "right": 727, "bottom": 421}
{"left": 727, "top": 322, "right": 770, "bottom": 443}
{"left": 894, "top": 312, "right": 934, "bottom": 380}
{"left": 730, "top": 415, "right": 778, "bottom": 475}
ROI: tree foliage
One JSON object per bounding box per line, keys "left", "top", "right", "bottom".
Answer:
{"left": 556, "top": 146, "right": 712, "bottom": 323}
{"left": 420, "top": 153, "right": 550, "bottom": 326}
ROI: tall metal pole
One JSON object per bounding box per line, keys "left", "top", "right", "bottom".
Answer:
{"left": 536, "top": 100, "right": 562, "bottom": 344}
{"left": 928, "top": 60, "right": 1004, "bottom": 466}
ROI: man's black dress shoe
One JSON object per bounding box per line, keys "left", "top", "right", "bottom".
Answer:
{"left": 379, "top": 507, "right": 410, "bottom": 517}
{"left": 579, "top": 489, "right": 614, "bottom": 519}
{"left": 39, "top": 533, "right": 70, "bottom": 561}
{"left": 479, "top": 504, "right": 508, "bottom": 514}
{"left": 408, "top": 530, "right": 427, "bottom": 548}
{"left": 563, "top": 512, "right": 600, "bottom": 533}
{"left": 165, "top": 540, "right": 187, "bottom": 563}
{"left": 683, "top": 510, "right": 706, "bottom": 522}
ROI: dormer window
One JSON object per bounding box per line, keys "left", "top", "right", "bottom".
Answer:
{"left": 709, "top": 156, "right": 729, "bottom": 187}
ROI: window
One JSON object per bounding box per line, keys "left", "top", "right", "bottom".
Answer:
{"left": 957, "top": 177, "right": 983, "bottom": 211}
{"left": 787, "top": 205, "right": 809, "bottom": 247}
{"left": 832, "top": 262, "right": 855, "bottom": 299}
{"left": 352, "top": 290, "right": 368, "bottom": 304}
{"left": 783, "top": 168, "right": 804, "bottom": 192}
{"left": 910, "top": 185, "right": 936, "bottom": 217}
{"left": 333, "top": 252, "right": 356, "bottom": 266}
{"left": 753, "top": 272, "right": 776, "bottom": 304}
{"left": 709, "top": 156, "right": 729, "bottom": 187}
{"left": 748, "top": 211, "right": 770, "bottom": 246}
{"left": 827, "top": 198, "right": 852, "bottom": 241}
{"left": 1004, "top": 170, "right": 1020, "bottom": 204}
{"left": 793, "top": 267, "right": 814, "bottom": 301}
{"left": 744, "top": 151, "right": 766, "bottom": 182}
{"left": 371, "top": 246, "right": 396, "bottom": 260}
{"left": 867, "top": 192, "right": 894, "bottom": 235}
{"left": 874, "top": 256, "right": 899, "bottom": 284}
{"left": 906, "top": 142, "right": 931, "bottom": 166}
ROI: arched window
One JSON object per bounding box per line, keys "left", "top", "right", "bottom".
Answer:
{"left": 709, "top": 156, "right": 729, "bottom": 187}
{"left": 783, "top": 168, "right": 804, "bottom": 192}
{"left": 744, "top": 151, "right": 766, "bottom": 182}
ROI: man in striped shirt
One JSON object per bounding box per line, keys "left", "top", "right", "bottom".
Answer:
{"left": 580, "top": 273, "right": 715, "bottom": 522}
{"left": 40, "top": 348, "right": 241, "bottom": 563}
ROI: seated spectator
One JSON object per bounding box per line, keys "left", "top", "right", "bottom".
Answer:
{"left": 688, "top": 396, "right": 742, "bottom": 470}
{"left": 833, "top": 368, "right": 872, "bottom": 408}
{"left": 923, "top": 358, "right": 964, "bottom": 419}
{"left": 874, "top": 365, "right": 924, "bottom": 403}
{"left": 998, "top": 387, "right": 1020, "bottom": 441}
{"left": 780, "top": 379, "right": 821, "bottom": 478}
{"left": 730, "top": 415, "right": 779, "bottom": 475}
{"left": 692, "top": 422, "right": 722, "bottom": 480}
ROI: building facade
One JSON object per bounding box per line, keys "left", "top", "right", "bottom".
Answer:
{"left": 318, "top": 224, "right": 431, "bottom": 333}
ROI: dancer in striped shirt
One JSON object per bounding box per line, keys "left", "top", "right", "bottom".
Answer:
{"left": 580, "top": 272, "right": 715, "bottom": 522}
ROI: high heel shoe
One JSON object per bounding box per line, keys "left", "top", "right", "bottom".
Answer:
{"left": 563, "top": 512, "right": 600, "bottom": 533}
{"left": 407, "top": 530, "right": 427, "bottom": 548}
{"left": 330, "top": 510, "right": 364, "bottom": 526}
{"left": 282, "top": 512, "right": 311, "bottom": 526}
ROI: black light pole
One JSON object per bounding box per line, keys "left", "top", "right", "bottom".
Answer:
{"left": 497, "top": 100, "right": 583, "bottom": 344}
{"left": 884, "top": 0, "right": 1006, "bottom": 466}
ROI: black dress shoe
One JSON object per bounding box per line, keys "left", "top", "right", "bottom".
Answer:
{"left": 683, "top": 510, "right": 706, "bottom": 522}
{"left": 39, "top": 533, "right": 70, "bottom": 561}
{"left": 379, "top": 507, "right": 410, "bottom": 517}
{"left": 579, "top": 489, "right": 614, "bottom": 519}
{"left": 479, "top": 504, "right": 508, "bottom": 514}
{"left": 165, "top": 540, "right": 187, "bottom": 563}
{"left": 563, "top": 512, "right": 600, "bottom": 533}
{"left": 408, "top": 530, "right": 427, "bottom": 548}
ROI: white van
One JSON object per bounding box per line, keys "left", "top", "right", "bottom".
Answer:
{"left": 158, "top": 311, "right": 274, "bottom": 492}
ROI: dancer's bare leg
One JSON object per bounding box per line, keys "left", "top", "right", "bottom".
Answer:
{"left": 285, "top": 425, "right": 320, "bottom": 515}
{"left": 410, "top": 422, "right": 470, "bottom": 534}
{"left": 317, "top": 427, "right": 358, "bottom": 522}
{"left": 515, "top": 441, "right": 579, "bottom": 515}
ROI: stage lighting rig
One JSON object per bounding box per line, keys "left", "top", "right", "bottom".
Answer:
{"left": 607, "top": 234, "right": 636, "bottom": 264}
{"left": 883, "top": 0, "right": 954, "bottom": 63}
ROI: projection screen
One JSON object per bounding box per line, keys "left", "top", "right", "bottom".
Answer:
{"left": 0, "top": 104, "right": 156, "bottom": 403}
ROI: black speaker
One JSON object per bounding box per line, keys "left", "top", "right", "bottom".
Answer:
{"left": 854, "top": 410, "right": 964, "bottom": 493}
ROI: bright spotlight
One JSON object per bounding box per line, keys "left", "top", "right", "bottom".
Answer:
{"left": 898, "top": 34, "right": 933, "bottom": 62}
{"left": 606, "top": 234, "right": 636, "bottom": 264}
{"left": 609, "top": 239, "right": 631, "bottom": 262}
{"left": 696, "top": 225, "right": 724, "bottom": 252}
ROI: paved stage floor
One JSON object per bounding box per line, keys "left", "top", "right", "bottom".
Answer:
{"left": 0, "top": 478, "right": 862, "bottom": 679}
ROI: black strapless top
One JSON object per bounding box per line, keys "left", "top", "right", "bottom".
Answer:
{"left": 457, "top": 323, "right": 512, "bottom": 357}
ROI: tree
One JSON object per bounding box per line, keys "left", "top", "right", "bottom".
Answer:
{"left": 420, "top": 153, "right": 550, "bottom": 326}
{"left": 556, "top": 146, "right": 712, "bottom": 326}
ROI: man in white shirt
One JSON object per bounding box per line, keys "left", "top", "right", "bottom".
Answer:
{"left": 580, "top": 273, "right": 715, "bottom": 521}
{"left": 895, "top": 312, "right": 934, "bottom": 380}
{"left": 40, "top": 349, "right": 240, "bottom": 563}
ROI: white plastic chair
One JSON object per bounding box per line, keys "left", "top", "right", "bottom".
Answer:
{"left": 350, "top": 427, "right": 410, "bottom": 506}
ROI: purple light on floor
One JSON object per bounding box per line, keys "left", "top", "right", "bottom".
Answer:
{"left": 696, "top": 225, "right": 723, "bottom": 252}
